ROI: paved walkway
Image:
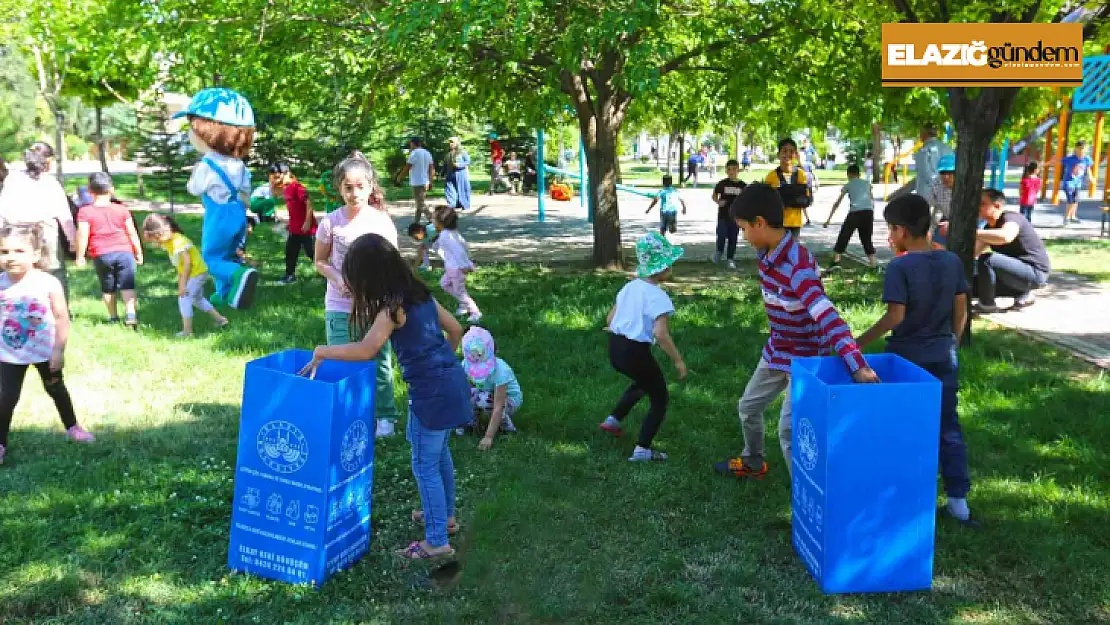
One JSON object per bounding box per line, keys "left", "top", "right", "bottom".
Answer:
{"left": 129, "top": 178, "right": 1109, "bottom": 369}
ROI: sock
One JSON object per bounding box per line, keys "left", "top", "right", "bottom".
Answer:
{"left": 603, "top": 416, "right": 620, "bottom": 428}
{"left": 947, "top": 497, "right": 970, "bottom": 520}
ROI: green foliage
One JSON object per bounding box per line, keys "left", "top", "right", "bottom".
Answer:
{"left": 0, "top": 46, "right": 39, "bottom": 159}
{"left": 129, "top": 99, "right": 193, "bottom": 206}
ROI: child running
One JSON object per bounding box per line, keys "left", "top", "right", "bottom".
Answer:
{"left": 406, "top": 221, "right": 439, "bottom": 271}
{"left": 461, "top": 326, "right": 522, "bottom": 451}
{"left": 299, "top": 232, "right": 471, "bottom": 560}
{"left": 1018, "top": 162, "right": 1041, "bottom": 222}
{"left": 715, "top": 184, "right": 878, "bottom": 480}
{"left": 711, "top": 159, "right": 746, "bottom": 269}
{"left": 270, "top": 162, "right": 316, "bottom": 285}
{"left": 0, "top": 224, "right": 93, "bottom": 465}
{"left": 600, "top": 231, "right": 687, "bottom": 462}
{"left": 855, "top": 195, "right": 978, "bottom": 528}
{"left": 432, "top": 206, "right": 481, "bottom": 323}
{"left": 823, "top": 164, "right": 877, "bottom": 269}
{"left": 75, "top": 172, "right": 144, "bottom": 327}
{"left": 315, "top": 152, "right": 401, "bottom": 438}
{"left": 645, "top": 175, "right": 686, "bottom": 237}
{"left": 142, "top": 214, "right": 229, "bottom": 337}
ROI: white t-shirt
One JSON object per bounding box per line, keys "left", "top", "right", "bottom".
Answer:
{"left": 0, "top": 269, "right": 61, "bottom": 364}
{"left": 432, "top": 229, "right": 473, "bottom": 271}
{"left": 250, "top": 185, "right": 272, "bottom": 200}
{"left": 407, "top": 148, "right": 435, "bottom": 187}
{"left": 0, "top": 171, "right": 78, "bottom": 271}
{"left": 609, "top": 279, "right": 674, "bottom": 344}
{"left": 187, "top": 152, "right": 251, "bottom": 204}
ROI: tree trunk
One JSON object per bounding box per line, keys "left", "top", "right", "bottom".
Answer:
{"left": 735, "top": 123, "right": 744, "bottom": 161}
{"left": 53, "top": 110, "right": 66, "bottom": 181}
{"left": 96, "top": 106, "right": 109, "bottom": 173}
{"left": 678, "top": 132, "right": 685, "bottom": 186}
{"left": 579, "top": 110, "right": 624, "bottom": 267}
{"left": 665, "top": 135, "right": 672, "bottom": 174}
{"left": 947, "top": 86, "right": 1021, "bottom": 344}
{"left": 871, "top": 122, "right": 883, "bottom": 184}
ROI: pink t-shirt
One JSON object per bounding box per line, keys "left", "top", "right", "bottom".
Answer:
{"left": 1019, "top": 176, "right": 1041, "bottom": 206}
{"left": 0, "top": 270, "right": 60, "bottom": 364}
{"left": 316, "top": 206, "right": 399, "bottom": 313}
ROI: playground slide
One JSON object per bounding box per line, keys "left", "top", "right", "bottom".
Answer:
{"left": 1011, "top": 115, "right": 1059, "bottom": 156}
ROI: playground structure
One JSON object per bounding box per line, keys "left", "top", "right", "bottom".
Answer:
{"left": 1043, "top": 53, "right": 1110, "bottom": 209}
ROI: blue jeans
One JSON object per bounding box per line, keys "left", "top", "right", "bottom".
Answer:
{"left": 917, "top": 352, "right": 970, "bottom": 498}
{"left": 715, "top": 218, "right": 739, "bottom": 259}
{"left": 406, "top": 412, "right": 456, "bottom": 547}
{"left": 976, "top": 252, "right": 1048, "bottom": 306}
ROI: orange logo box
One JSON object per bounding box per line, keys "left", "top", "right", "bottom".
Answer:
{"left": 882, "top": 23, "right": 1083, "bottom": 87}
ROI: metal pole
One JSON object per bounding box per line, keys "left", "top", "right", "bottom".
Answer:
{"left": 537, "top": 128, "right": 545, "bottom": 222}
{"left": 989, "top": 147, "right": 998, "bottom": 189}
{"left": 1051, "top": 97, "right": 1071, "bottom": 204}
{"left": 999, "top": 139, "right": 1010, "bottom": 190}
{"left": 579, "top": 138, "right": 586, "bottom": 210}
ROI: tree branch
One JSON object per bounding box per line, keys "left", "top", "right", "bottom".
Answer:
{"left": 890, "top": 0, "right": 920, "bottom": 23}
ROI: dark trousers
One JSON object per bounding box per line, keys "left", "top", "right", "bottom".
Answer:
{"left": 715, "top": 218, "right": 739, "bottom": 259}
{"left": 834, "top": 210, "right": 876, "bottom": 255}
{"left": 916, "top": 354, "right": 970, "bottom": 498}
{"left": 0, "top": 362, "right": 78, "bottom": 446}
{"left": 976, "top": 253, "right": 1048, "bottom": 305}
{"left": 682, "top": 163, "right": 698, "bottom": 185}
{"left": 284, "top": 234, "right": 315, "bottom": 278}
{"left": 608, "top": 334, "right": 668, "bottom": 449}
{"left": 1019, "top": 205, "right": 1034, "bottom": 221}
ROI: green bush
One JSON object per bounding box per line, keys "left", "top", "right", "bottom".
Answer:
{"left": 67, "top": 135, "right": 89, "bottom": 159}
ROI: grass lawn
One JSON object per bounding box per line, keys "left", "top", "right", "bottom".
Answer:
{"left": 1042, "top": 239, "right": 1110, "bottom": 284}
{"left": 2, "top": 216, "right": 1108, "bottom": 624}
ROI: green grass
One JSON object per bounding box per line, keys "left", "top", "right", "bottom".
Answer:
{"left": 1043, "top": 239, "right": 1110, "bottom": 283}
{"left": 1, "top": 216, "right": 1109, "bottom": 624}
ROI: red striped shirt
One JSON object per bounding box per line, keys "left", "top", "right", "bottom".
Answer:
{"left": 757, "top": 233, "right": 866, "bottom": 373}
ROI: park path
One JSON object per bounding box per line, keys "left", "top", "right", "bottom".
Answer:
{"left": 127, "top": 172, "right": 1109, "bottom": 369}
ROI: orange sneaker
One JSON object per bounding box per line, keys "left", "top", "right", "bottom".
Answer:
{"left": 714, "top": 457, "right": 768, "bottom": 479}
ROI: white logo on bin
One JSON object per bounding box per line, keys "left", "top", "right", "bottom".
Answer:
{"left": 797, "top": 418, "right": 819, "bottom": 472}
{"left": 257, "top": 420, "right": 309, "bottom": 474}
{"left": 340, "top": 420, "right": 370, "bottom": 472}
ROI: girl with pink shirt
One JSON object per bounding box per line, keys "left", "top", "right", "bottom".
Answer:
{"left": 0, "top": 224, "right": 93, "bottom": 466}
{"left": 314, "top": 152, "right": 401, "bottom": 438}
{"left": 1019, "top": 161, "right": 1041, "bottom": 222}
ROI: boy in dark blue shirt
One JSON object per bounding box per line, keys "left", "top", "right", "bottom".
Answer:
{"left": 856, "top": 194, "right": 978, "bottom": 528}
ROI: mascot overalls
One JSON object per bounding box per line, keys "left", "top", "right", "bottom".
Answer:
{"left": 172, "top": 88, "right": 260, "bottom": 309}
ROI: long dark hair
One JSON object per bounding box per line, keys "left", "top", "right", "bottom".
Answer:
{"left": 342, "top": 233, "right": 431, "bottom": 334}
{"left": 23, "top": 142, "right": 54, "bottom": 181}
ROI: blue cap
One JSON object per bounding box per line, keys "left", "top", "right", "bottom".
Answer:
{"left": 937, "top": 153, "right": 955, "bottom": 173}
{"left": 171, "top": 88, "right": 255, "bottom": 127}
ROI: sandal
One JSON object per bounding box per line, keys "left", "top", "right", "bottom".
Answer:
{"left": 411, "top": 510, "right": 459, "bottom": 535}
{"left": 394, "top": 541, "right": 455, "bottom": 560}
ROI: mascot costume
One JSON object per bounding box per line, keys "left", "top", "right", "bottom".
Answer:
{"left": 173, "top": 88, "right": 260, "bottom": 309}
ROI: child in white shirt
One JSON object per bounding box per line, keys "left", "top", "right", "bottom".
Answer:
{"left": 432, "top": 206, "right": 481, "bottom": 323}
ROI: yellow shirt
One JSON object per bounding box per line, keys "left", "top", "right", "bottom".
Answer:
{"left": 764, "top": 167, "right": 810, "bottom": 228}
{"left": 161, "top": 233, "right": 207, "bottom": 279}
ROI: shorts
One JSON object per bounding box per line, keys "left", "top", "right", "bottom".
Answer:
{"left": 93, "top": 252, "right": 136, "bottom": 293}
{"left": 660, "top": 213, "right": 677, "bottom": 234}
{"left": 508, "top": 172, "right": 522, "bottom": 181}
{"left": 1063, "top": 186, "right": 1079, "bottom": 204}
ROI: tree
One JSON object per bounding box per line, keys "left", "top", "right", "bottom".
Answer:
{"left": 131, "top": 97, "right": 194, "bottom": 210}
{"left": 0, "top": 46, "right": 38, "bottom": 159}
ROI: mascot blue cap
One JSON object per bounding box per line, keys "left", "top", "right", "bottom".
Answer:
{"left": 172, "top": 88, "right": 255, "bottom": 127}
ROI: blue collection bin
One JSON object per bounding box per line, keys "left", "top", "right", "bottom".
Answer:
{"left": 228, "top": 349, "right": 375, "bottom": 586}
{"left": 790, "top": 354, "right": 941, "bottom": 594}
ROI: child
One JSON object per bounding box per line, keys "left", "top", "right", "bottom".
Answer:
{"left": 299, "top": 232, "right": 470, "bottom": 560}
{"left": 1060, "top": 141, "right": 1093, "bottom": 225}
{"left": 75, "top": 172, "right": 144, "bottom": 327}
{"left": 461, "top": 326, "right": 523, "bottom": 451}
{"left": 270, "top": 162, "right": 316, "bottom": 285}
{"left": 855, "top": 195, "right": 978, "bottom": 528}
{"left": 925, "top": 154, "right": 956, "bottom": 248}
{"left": 599, "top": 231, "right": 687, "bottom": 462}
{"left": 316, "top": 152, "right": 401, "bottom": 438}
{"left": 715, "top": 184, "right": 878, "bottom": 480}
{"left": 505, "top": 152, "right": 523, "bottom": 195}
{"left": 823, "top": 164, "right": 876, "bottom": 268}
{"left": 0, "top": 224, "right": 94, "bottom": 465}
{"left": 407, "top": 220, "right": 439, "bottom": 271}
{"left": 765, "top": 138, "right": 812, "bottom": 237}
{"left": 711, "top": 159, "right": 746, "bottom": 269}
{"left": 431, "top": 206, "right": 481, "bottom": 323}
{"left": 142, "top": 214, "right": 229, "bottom": 337}
{"left": 175, "top": 88, "right": 259, "bottom": 310}
{"left": 249, "top": 182, "right": 277, "bottom": 224}
{"left": 1018, "top": 162, "right": 1041, "bottom": 222}
{"left": 645, "top": 175, "right": 686, "bottom": 237}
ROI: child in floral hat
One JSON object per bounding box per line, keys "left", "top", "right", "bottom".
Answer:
{"left": 600, "top": 231, "right": 687, "bottom": 462}
{"left": 461, "top": 326, "right": 523, "bottom": 451}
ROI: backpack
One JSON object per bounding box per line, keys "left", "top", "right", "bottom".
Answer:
{"left": 775, "top": 168, "right": 812, "bottom": 209}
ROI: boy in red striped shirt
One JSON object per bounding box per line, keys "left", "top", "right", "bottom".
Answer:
{"left": 715, "top": 183, "right": 879, "bottom": 480}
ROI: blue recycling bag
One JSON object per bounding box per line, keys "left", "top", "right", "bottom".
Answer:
{"left": 228, "top": 349, "right": 375, "bottom": 586}
{"left": 790, "top": 354, "right": 942, "bottom": 594}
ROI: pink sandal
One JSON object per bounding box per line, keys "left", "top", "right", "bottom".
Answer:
{"left": 66, "top": 426, "right": 96, "bottom": 443}
{"left": 394, "top": 541, "right": 455, "bottom": 560}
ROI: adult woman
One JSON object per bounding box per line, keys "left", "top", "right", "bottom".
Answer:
{"left": 0, "top": 143, "right": 77, "bottom": 298}
{"left": 443, "top": 137, "right": 472, "bottom": 211}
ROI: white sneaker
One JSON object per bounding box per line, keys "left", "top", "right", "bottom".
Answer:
{"left": 467, "top": 313, "right": 483, "bottom": 324}
{"left": 727, "top": 261, "right": 737, "bottom": 270}
{"left": 375, "top": 419, "right": 396, "bottom": 438}
{"left": 455, "top": 308, "right": 467, "bottom": 317}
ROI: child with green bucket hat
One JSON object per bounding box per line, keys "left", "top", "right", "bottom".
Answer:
{"left": 599, "top": 232, "right": 687, "bottom": 462}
